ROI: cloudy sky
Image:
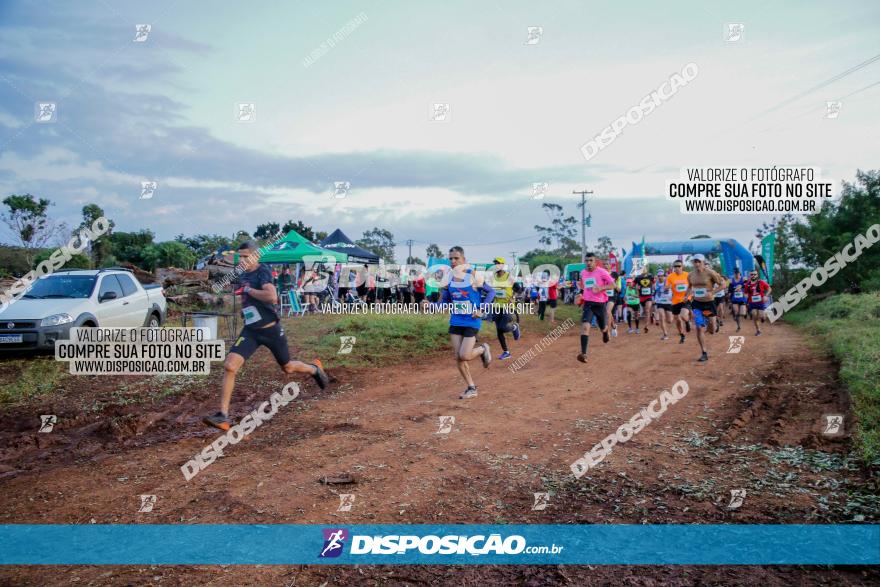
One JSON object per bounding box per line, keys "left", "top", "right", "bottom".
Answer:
{"left": 1, "top": 0, "right": 878, "bottom": 263}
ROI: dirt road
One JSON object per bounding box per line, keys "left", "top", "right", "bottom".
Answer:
{"left": 0, "top": 317, "right": 876, "bottom": 585}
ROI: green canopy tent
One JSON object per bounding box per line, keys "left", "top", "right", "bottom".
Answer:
{"left": 243, "top": 230, "right": 348, "bottom": 264}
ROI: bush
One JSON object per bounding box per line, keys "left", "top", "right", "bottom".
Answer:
{"left": 33, "top": 249, "right": 90, "bottom": 270}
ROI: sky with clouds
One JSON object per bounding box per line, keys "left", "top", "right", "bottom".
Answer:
{"left": 1, "top": 0, "right": 878, "bottom": 263}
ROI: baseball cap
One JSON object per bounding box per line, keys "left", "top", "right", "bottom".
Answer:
{"left": 691, "top": 254, "right": 706, "bottom": 263}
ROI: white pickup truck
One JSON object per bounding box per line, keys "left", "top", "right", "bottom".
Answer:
{"left": 0, "top": 268, "right": 166, "bottom": 351}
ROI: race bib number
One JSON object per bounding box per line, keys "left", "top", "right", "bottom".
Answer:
{"left": 453, "top": 301, "right": 471, "bottom": 314}
{"left": 584, "top": 278, "right": 596, "bottom": 288}
{"left": 734, "top": 286, "right": 743, "bottom": 295}
{"left": 675, "top": 284, "right": 687, "bottom": 293}
{"left": 242, "top": 305, "right": 261, "bottom": 325}
{"left": 694, "top": 288, "right": 708, "bottom": 297}
{"left": 641, "top": 287, "right": 651, "bottom": 295}
{"left": 751, "top": 294, "right": 763, "bottom": 302}
{"left": 495, "top": 290, "right": 508, "bottom": 299}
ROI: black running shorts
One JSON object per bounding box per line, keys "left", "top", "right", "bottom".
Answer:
{"left": 449, "top": 325, "right": 479, "bottom": 338}
{"left": 671, "top": 301, "right": 692, "bottom": 316}
{"left": 580, "top": 301, "right": 607, "bottom": 330}
{"left": 691, "top": 299, "right": 717, "bottom": 316}
{"left": 229, "top": 322, "right": 291, "bottom": 366}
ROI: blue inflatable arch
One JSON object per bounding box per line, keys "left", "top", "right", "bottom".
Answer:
{"left": 622, "top": 238, "right": 754, "bottom": 277}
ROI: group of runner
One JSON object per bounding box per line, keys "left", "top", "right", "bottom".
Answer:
{"left": 202, "top": 242, "right": 773, "bottom": 429}
{"left": 594, "top": 255, "right": 773, "bottom": 363}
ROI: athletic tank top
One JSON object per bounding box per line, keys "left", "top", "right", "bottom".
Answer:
{"left": 730, "top": 277, "right": 747, "bottom": 302}
{"left": 448, "top": 268, "right": 482, "bottom": 329}
{"left": 491, "top": 272, "right": 513, "bottom": 300}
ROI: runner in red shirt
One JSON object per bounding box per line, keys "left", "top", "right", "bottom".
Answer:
{"left": 547, "top": 278, "right": 558, "bottom": 325}
{"left": 744, "top": 269, "right": 772, "bottom": 336}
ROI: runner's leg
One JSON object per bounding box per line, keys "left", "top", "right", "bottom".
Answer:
{"left": 450, "top": 334, "right": 474, "bottom": 388}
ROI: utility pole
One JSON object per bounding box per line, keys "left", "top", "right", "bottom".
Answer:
{"left": 572, "top": 189, "right": 593, "bottom": 263}
{"left": 406, "top": 239, "right": 414, "bottom": 264}
{"left": 509, "top": 251, "right": 517, "bottom": 278}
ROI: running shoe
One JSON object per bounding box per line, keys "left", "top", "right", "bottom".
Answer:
{"left": 661, "top": 335, "right": 669, "bottom": 340}
{"left": 512, "top": 323, "right": 521, "bottom": 341}
{"left": 311, "top": 360, "right": 329, "bottom": 390}
{"left": 679, "top": 334, "right": 686, "bottom": 344}
{"left": 480, "top": 343, "right": 492, "bottom": 368}
{"left": 202, "top": 411, "right": 231, "bottom": 431}
{"left": 736, "top": 325, "right": 741, "bottom": 332}
{"left": 499, "top": 351, "right": 511, "bottom": 360}
{"left": 611, "top": 327, "right": 618, "bottom": 338}
{"left": 459, "top": 386, "right": 478, "bottom": 399}
{"left": 644, "top": 326, "right": 649, "bottom": 333}
{"left": 698, "top": 352, "right": 708, "bottom": 362}
{"left": 755, "top": 330, "right": 762, "bottom": 336}
{"left": 577, "top": 353, "right": 588, "bottom": 363}
{"left": 602, "top": 330, "right": 610, "bottom": 343}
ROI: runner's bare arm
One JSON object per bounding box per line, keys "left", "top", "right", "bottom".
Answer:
{"left": 246, "top": 283, "right": 279, "bottom": 305}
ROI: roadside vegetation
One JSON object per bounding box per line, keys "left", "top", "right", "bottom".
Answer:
{"left": 787, "top": 293, "right": 880, "bottom": 465}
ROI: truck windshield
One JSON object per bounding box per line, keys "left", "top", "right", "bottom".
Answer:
{"left": 23, "top": 275, "right": 96, "bottom": 299}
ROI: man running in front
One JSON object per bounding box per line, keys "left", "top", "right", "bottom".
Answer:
{"left": 577, "top": 252, "right": 615, "bottom": 363}
{"left": 202, "top": 240, "right": 329, "bottom": 431}
{"left": 441, "top": 246, "right": 495, "bottom": 399}
{"left": 685, "top": 254, "right": 726, "bottom": 362}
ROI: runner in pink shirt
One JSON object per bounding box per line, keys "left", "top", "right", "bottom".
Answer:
{"left": 576, "top": 252, "right": 616, "bottom": 363}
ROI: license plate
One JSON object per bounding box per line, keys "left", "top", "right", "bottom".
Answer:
{"left": 0, "top": 334, "right": 23, "bottom": 343}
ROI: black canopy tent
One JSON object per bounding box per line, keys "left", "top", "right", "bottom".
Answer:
{"left": 319, "top": 229, "right": 381, "bottom": 264}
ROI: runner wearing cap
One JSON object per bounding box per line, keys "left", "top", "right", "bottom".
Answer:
{"left": 489, "top": 257, "right": 521, "bottom": 360}
{"left": 202, "top": 240, "right": 329, "bottom": 431}
{"left": 686, "top": 254, "right": 726, "bottom": 362}
{"left": 577, "top": 252, "right": 615, "bottom": 362}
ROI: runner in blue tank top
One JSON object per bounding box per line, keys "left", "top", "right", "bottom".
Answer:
{"left": 440, "top": 246, "right": 495, "bottom": 399}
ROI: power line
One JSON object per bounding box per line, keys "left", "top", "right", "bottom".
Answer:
{"left": 405, "top": 234, "right": 539, "bottom": 247}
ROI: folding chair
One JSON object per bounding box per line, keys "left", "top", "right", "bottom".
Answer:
{"left": 287, "top": 289, "right": 308, "bottom": 317}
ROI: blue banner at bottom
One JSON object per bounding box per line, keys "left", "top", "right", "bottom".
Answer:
{"left": 0, "top": 524, "right": 877, "bottom": 565}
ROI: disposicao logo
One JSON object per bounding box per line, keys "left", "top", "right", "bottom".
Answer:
{"left": 319, "top": 528, "right": 349, "bottom": 558}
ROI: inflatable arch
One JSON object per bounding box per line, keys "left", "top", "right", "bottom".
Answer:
{"left": 622, "top": 238, "right": 754, "bottom": 277}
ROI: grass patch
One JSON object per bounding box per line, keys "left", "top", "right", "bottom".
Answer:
{"left": 786, "top": 293, "right": 880, "bottom": 464}
{"left": 0, "top": 357, "right": 67, "bottom": 406}
{"left": 282, "top": 312, "right": 450, "bottom": 368}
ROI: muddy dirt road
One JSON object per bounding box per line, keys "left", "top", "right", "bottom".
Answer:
{"left": 0, "top": 319, "right": 876, "bottom": 585}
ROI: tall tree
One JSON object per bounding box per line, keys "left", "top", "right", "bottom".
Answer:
{"left": 596, "top": 236, "right": 614, "bottom": 258}
{"left": 281, "top": 220, "right": 318, "bottom": 242}
{"left": 1, "top": 194, "right": 66, "bottom": 267}
{"left": 534, "top": 203, "right": 578, "bottom": 251}
{"left": 175, "top": 234, "right": 232, "bottom": 257}
{"left": 78, "top": 204, "right": 114, "bottom": 267}
{"left": 254, "top": 222, "right": 281, "bottom": 240}
{"left": 357, "top": 227, "right": 396, "bottom": 262}
{"left": 792, "top": 170, "right": 880, "bottom": 290}
{"left": 426, "top": 243, "right": 444, "bottom": 260}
